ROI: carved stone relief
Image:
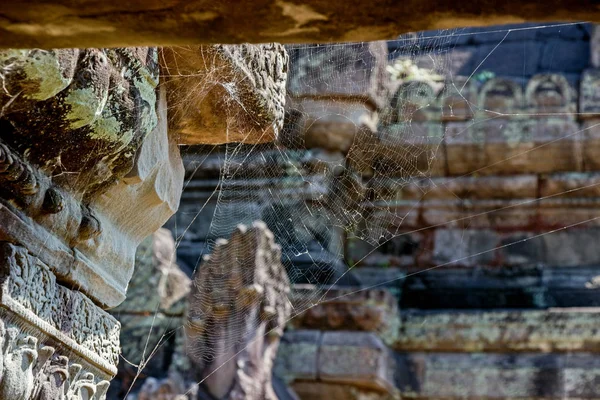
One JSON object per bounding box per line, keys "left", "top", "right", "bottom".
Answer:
{"left": 0, "top": 242, "right": 118, "bottom": 399}
{"left": 0, "top": 41, "right": 288, "bottom": 398}
{"left": 0, "top": 47, "right": 182, "bottom": 308}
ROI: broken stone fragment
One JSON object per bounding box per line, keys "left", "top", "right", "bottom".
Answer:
{"left": 161, "top": 44, "right": 288, "bottom": 145}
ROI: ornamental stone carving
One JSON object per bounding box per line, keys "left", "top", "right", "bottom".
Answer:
{"left": 161, "top": 43, "right": 288, "bottom": 145}
{"left": 186, "top": 221, "right": 292, "bottom": 400}
{"left": 0, "top": 41, "right": 288, "bottom": 399}
{"left": 0, "top": 242, "right": 117, "bottom": 399}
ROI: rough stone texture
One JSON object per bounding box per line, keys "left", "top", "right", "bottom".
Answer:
{"left": 399, "top": 265, "right": 600, "bottom": 309}
{"left": 186, "top": 221, "right": 291, "bottom": 400}
{"left": 319, "top": 331, "right": 396, "bottom": 392}
{"left": 288, "top": 42, "right": 388, "bottom": 108}
{"left": 395, "top": 351, "right": 600, "bottom": 399}
{"left": 289, "top": 286, "right": 400, "bottom": 345}
{"left": 166, "top": 145, "right": 351, "bottom": 287}
{"left": 161, "top": 44, "right": 288, "bottom": 145}
{"left": 395, "top": 309, "right": 600, "bottom": 353}
{"left": 400, "top": 175, "right": 538, "bottom": 200}
{"left": 0, "top": 44, "right": 187, "bottom": 399}
{"left": 276, "top": 330, "right": 397, "bottom": 397}
{"left": 0, "top": 2, "right": 599, "bottom": 48}
{"left": 525, "top": 73, "right": 576, "bottom": 115}
{"left": 582, "top": 118, "right": 600, "bottom": 170}
{"left": 0, "top": 48, "right": 160, "bottom": 199}
{"left": 0, "top": 49, "right": 184, "bottom": 308}
{"left": 0, "top": 242, "right": 118, "bottom": 399}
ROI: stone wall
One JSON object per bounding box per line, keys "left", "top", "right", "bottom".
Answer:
{"left": 168, "top": 23, "right": 600, "bottom": 399}
{"left": 347, "top": 23, "right": 600, "bottom": 311}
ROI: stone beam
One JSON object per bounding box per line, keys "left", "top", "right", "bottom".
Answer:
{"left": 0, "top": 1, "right": 597, "bottom": 49}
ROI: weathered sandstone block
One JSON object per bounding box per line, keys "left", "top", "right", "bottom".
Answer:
{"left": 289, "top": 286, "right": 400, "bottom": 345}
{"left": 276, "top": 330, "right": 396, "bottom": 395}
{"left": 396, "top": 309, "right": 600, "bottom": 353}
{"left": 161, "top": 44, "right": 288, "bottom": 145}
{"left": 0, "top": 48, "right": 184, "bottom": 307}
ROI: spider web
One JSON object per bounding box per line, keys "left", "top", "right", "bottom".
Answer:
{"left": 146, "top": 21, "right": 598, "bottom": 397}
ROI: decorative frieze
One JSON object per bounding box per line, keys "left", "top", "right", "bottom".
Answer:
{"left": 0, "top": 242, "right": 120, "bottom": 374}
{"left": 0, "top": 242, "right": 119, "bottom": 399}
{"left": 525, "top": 73, "right": 575, "bottom": 116}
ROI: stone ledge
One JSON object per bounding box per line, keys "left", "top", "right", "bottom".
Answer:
{"left": 0, "top": 2, "right": 598, "bottom": 48}
{"left": 395, "top": 308, "right": 600, "bottom": 353}
{"left": 396, "top": 351, "right": 600, "bottom": 399}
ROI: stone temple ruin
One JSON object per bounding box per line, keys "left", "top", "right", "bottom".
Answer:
{"left": 2, "top": 4, "right": 600, "bottom": 400}
{"left": 0, "top": 43, "right": 287, "bottom": 399}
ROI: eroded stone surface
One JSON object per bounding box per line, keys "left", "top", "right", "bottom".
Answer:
{"left": 0, "top": 242, "right": 117, "bottom": 399}
{"left": 186, "top": 221, "right": 292, "bottom": 400}
{"left": 161, "top": 44, "right": 288, "bottom": 145}
{"left": 276, "top": 330, "right": 397, "bottom": 396}
{"left": 0, "top": 48, "right": 184, "bottom": 308}
{"left": 0, "top": 1, "right": 598, "bottom": 49}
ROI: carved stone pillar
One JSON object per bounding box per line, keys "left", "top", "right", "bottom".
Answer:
{"left": 0, "top": 242, "right": 118, "bottom": 399}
